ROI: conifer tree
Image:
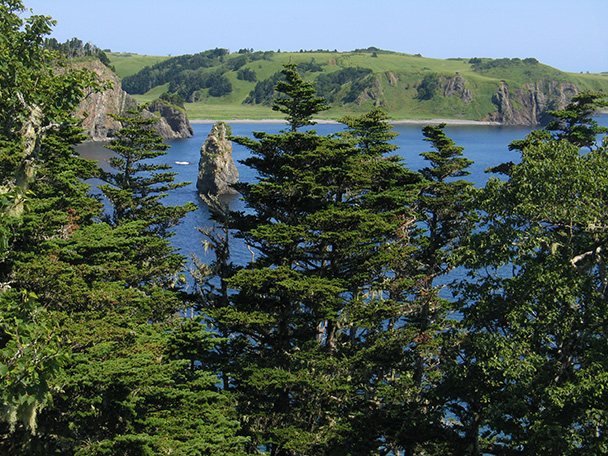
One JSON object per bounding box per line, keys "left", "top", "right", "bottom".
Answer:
{"left": 0, "top": 4, "right": 246, "bottom": 452}
{"left": 100, "top": 106, "right": 196, "bottom": 238}
{"left": 200, "top": 65, "right": 425, "bottom": 455}
{"left": 99, "top": 106, "right": 197, "bottom": 288}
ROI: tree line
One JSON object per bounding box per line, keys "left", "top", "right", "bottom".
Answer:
{"left": 122, "top": 48, "right": 276, "bottom": 101}
{"left": 2, "top": 1, "right": 608, "bottom": 455}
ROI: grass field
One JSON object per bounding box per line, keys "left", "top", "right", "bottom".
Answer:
{"left": 109, "top": 53, "right": 172, "bottom": 79}
{"left": 109, "top": 50, "right": 608, "bottom": 122}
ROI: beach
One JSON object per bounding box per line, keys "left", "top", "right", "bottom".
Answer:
{"left": 190, "top": 118, "right": 501, "bottom": 126}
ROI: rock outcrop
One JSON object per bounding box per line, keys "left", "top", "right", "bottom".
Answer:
{"left": 143, "top": 99, "right": 193, "bottom": 140}
{"left": 488, "top": 80, "right": 579, "bottom": 126}
{"left": 443, "top": 75, "right": 473, "bottom": 104}
{"left": 72, "top": 60, "right": 193, "bottom": 141}
{"left": 74, "top": 60, "right": 136, "bottom": 141}
{"left": 197, "top": 122, "right": 239, "bottom": 196}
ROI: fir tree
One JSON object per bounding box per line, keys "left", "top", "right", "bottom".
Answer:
{"left": 199, "top": 65, "right": 425, "bottom": 455}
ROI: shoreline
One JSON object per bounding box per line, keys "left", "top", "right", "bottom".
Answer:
{"left": 190, "top": 118, "right": 502, "bottom": 126}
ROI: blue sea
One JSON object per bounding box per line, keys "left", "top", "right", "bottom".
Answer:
{"left": 77, "top": 115, "right": 608, "bottom": 267}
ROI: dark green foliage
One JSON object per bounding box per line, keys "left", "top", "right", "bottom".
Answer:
{"left": 470, "top": 56, "right": 540, "bottom": 72}
{"left": 10, "top": 313, "right": 249, "bottom": 456}
{"left": 0, "top": 290, "right": 67, "bottom": 435}
{"left": 44, "top": 37, "right": 113, "bottom": 69}
{"left": 296, "top": 59, "right": 324, "bottom": 73}
{"left": 200, "top": 66, "right": 428, "bottom": 454}
{"left": 417, "top": 72, "right": 440, "bottom": 100}
{"left": 225, "top": 54, "right": 248, "bottom": 71}
{"left": 315, "top": 67, "right": 373, "bottom": 102}
{"left": 167, "top": 69, "right": 233, "bottom": 101}
{"left": 272, "top": 63, "right": 330, "bottom": 131}
{"left": 0, "top": 4, "right": 247, "bottom": 452}
{"left": 208, "top": 73, "right": 233, "bottom": 97}
{"left": 236, "top": 67, "right": 257, "bottom": 82}
{"left": 545, "top": 91, "right": 608, "bottom": 149}
{"left": 451, "top": 94, "right": 608, "bottom": 455}
{"left": 243, "top": 71, "right": 284, "bottom": 105}
{"left": 100, "top": 106, "right": 196, "bottom": 238}
{"left": 122, "top": 48, "right": 229, "bottom": 94}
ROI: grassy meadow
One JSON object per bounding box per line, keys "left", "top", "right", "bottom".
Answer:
{"left": 108, "top": 50, "right": 608, "bottom": 122}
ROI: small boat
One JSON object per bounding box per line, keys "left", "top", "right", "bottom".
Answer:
{"left": 174, "top": 161, "right": 191, "bottom": 165}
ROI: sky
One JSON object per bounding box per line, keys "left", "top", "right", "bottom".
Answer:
{"left": 24, "top": 0, "right": 608, "bottom": 73}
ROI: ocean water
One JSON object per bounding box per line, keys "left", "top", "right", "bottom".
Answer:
{"left": 77, "top": 115, "right": 607, "bottom": 267}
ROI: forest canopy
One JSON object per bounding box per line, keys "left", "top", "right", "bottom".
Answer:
{"left": 2, "top": 1, "right": 608, "bottom": 455}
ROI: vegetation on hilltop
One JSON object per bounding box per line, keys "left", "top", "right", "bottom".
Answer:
{"left": 44, "top": 37, "right": 113, "bottom": 69}
{"left": 110, "top": 49, "right": 608, "bottom": 123}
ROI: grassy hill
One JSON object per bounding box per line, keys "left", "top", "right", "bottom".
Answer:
{"left": 108, "top": 49, "right": 608, "bottom": 122}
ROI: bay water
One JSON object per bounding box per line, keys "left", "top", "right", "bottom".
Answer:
{"left": 77, "top": 116, "right": 607, "bottom": 267}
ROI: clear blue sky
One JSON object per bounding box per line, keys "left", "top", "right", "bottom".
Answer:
{"left": 25, "top": 0, "right": 608, "bottom": 73}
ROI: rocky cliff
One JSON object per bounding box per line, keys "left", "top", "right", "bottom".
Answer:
{"left": 144, "top": 99, "right": 193, "bottom": 139}
{"left": 72, "top": 60, "right": 193, "bottom": 141}
{"left": 197, "top": 122, "right": 239, "bottom": 196}
{"left": 488, "top": 80, "right": 579, "bottom": 126}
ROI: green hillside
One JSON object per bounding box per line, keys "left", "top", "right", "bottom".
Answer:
{"left": 108, "top": 49, "right": 608, "bottom": 122}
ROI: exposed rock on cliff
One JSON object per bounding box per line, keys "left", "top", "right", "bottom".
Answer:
{"left": 197, "top": 122, "right": 239, "bottom": 196}
{"left": 443, "top": 75, "right": 473, "bottom": 104}
{"left": 75, "top": 60, "right": 135, "bottom": 141}
{"left": 144, "top": 99, "right": 193, "bottom": 139}
{"left": 72, "top": 60, "right": 193, "bottom": 141}
{"left": 488, "top": 80, "right": 579, "bottom": 125}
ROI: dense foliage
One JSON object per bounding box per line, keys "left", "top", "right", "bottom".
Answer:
{"left": 122, "top": 48, "right": 275, "bottom": 100}
{"left": 3, "top": 1, "right": 608, "bottom": 454}
{"left": 44, "top": 37, "right": 113, "bottom": 69}
{"left": 0, "top": 2, "right": 248, "bottom": 453}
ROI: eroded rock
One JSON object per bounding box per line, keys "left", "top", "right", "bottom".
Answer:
{"left": 71, "top": 60, "right": 193, "bottom": 141}
{"left": 197, "top": 122, "right": 239, "bottom": 196}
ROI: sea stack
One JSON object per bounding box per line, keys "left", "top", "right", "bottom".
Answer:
{"left": 196, "top": 121, "right": 239, "bottom": 196}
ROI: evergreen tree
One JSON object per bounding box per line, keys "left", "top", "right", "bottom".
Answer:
{"left": 272, "top": 62, "right": 329, "bottom": 131}
{"left": 99, "top": 106, "right": 197, "bottom": 288}
{"left": 100, "top": 106, "right": 196, "bottom": 238}
{"left": 390, "top": 123, "right": 474, "bottom": 453}
{"left": 0, "top": 0, "right": 102, "bottom": 435}
{"left": 199, "top": 66, "right": 425, "bottom": 455}
{"left": 0, "top": 3, "right": 247, "bottom": 452}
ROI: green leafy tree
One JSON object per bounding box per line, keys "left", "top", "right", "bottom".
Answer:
{"left": 0, "top": 4, "right": 244, "bottom": 453}
{"left": 0, "top": 291, "right": 67, "bottom": 436}
{"left": 452, "top": 94, "right": 608, "bottom": 455}
{"left": 0, "top": 0, "right": 102, "bottom": 437}
{"left": 545, "top": 91, "right": 608, "bottom": 149}
{"left": 416, "top": 73, "right": 440, "bottom": 101}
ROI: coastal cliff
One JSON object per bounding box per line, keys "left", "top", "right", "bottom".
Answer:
{"left": 73, "top": 60, "right": 193, "bottom": 141}
{"left": 488, "top": 80, "right": 579, "bottom": 125}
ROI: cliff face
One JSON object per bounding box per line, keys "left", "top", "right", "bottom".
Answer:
{"left": 197, "top": 122, "right": 239, "bottom": 196}
{"left": 75, "top": 60, "right": 135, "bottom": 141}
{"left": 72, "top": 60, "right": 193, "bottom": 141}
{"left": 145, "top": 99, "right": 193, "bottom": 139}
{"left": 488, "top": 80, "right": 579, "bottom": 126}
